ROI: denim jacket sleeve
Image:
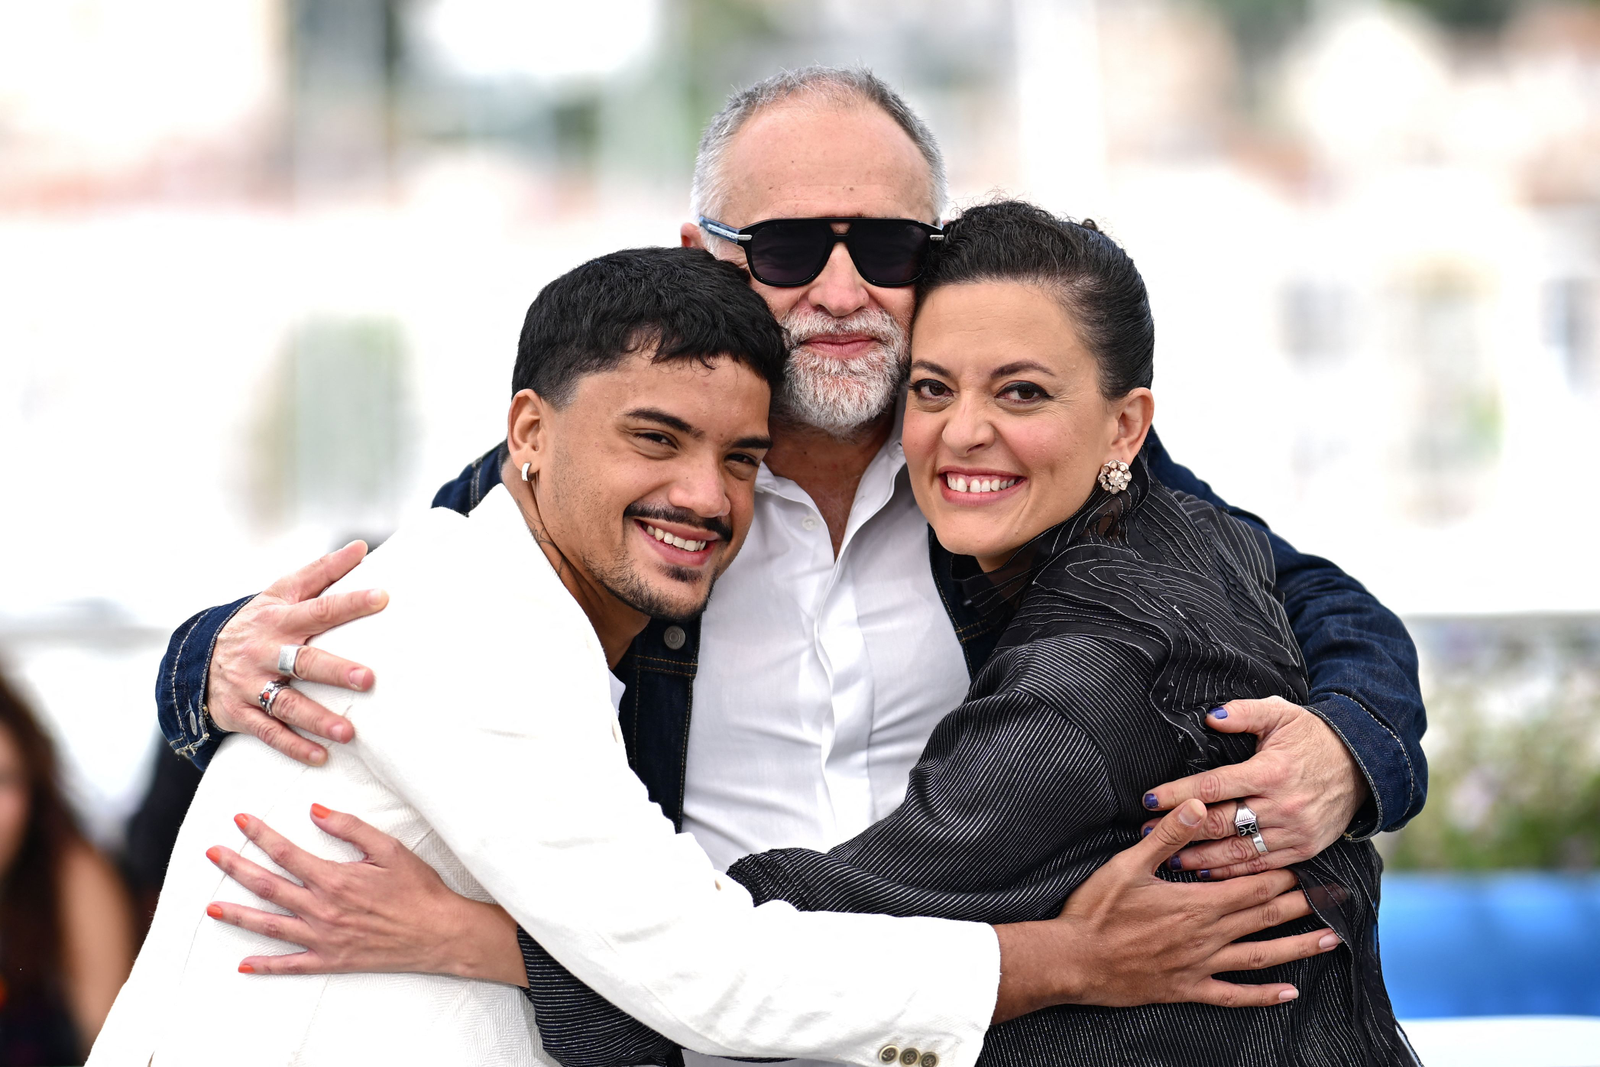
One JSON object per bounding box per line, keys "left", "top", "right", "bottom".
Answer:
{"left": 156, "top": 594, "right": 257, "bottom": 770}
{"left": 1144, "top": 429, "right": 1427, "bottom": 837}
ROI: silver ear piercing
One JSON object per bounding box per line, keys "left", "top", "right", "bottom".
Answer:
{"left": 521, "top": 462, "right": 532, "bottom": 482}
{"left": 1098, "top": 460, "right": 1131, "bottom": 494}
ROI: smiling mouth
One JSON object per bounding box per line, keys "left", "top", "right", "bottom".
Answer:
{"left": 943, "top": 473, "right": 1021, "bottom": 494}
{"left": 639, "top": 521, "right": 713, "bottom": 554}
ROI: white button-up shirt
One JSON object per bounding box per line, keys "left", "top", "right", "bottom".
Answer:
{"left": 685, "top": 425, "right": 972, "bottom": 871}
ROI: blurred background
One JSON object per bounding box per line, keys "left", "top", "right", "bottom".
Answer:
{"left": 1, "top": 0, "right": 1598, "bottom": 1059}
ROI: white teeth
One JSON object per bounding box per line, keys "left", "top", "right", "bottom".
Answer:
{"left": 643, "top": 524, "right": 708, "bottom": 552}
{"left": 945, "top": 475, "right": 1018, "bottom": 494}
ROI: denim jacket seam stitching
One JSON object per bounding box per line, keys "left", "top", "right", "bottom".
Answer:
{"left": 1326, "top": 687, "right": 1419, "bottom": 814}
{"left": 1309, "top": 692, "right": 1400, "bottom": 835}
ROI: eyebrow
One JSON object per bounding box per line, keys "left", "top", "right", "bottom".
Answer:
{"left": 623, "top": 408, "right": 771, "bottom": 451}
{"left": 990, "top": 360, "right": 1057, "bottom": 379}
{"left": 623, "top": 408, "right": 702, "bottom": 439}
{"left": 909, "top": 358, "right": 1058, "bottom": 379}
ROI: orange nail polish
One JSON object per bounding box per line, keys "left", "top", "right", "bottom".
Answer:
{"left": 206, "top": 846, "right": 222, "bottom": 863}
{"left": 234, "top": 813, "right": 249, "bottom": 832}
{"left": 206, "top": 903, "right": 224, "bottom": 919}
{"left": 310, "top": 803, "right": 331, "bottom": 819}
{"left": 238, "top": 964, "right": 255, "bottom": 974}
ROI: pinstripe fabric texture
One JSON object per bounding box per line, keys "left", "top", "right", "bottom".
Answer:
{"left": 730, "top": 452, "right": 1409, "bottom": 1066}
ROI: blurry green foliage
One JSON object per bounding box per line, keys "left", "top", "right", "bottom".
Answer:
{"left": 1386, "top": 618, "right": 1600, "bottom": 870}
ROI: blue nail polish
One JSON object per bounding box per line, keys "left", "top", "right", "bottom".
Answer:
{"left": 1143, "top": 793, "right": 1160, "bottom": 810}
{"left": 1167, "top": 856, "right": 1184, "bottom": 871}
{"left": 1209, "top": 706, "right": 1228, "bottom": 719}
{"left": 1199, "top": 869, "right": 1211, "bottom": 880}
{"left": 1141, "top": 825, "right": 1152, "bottom": 837}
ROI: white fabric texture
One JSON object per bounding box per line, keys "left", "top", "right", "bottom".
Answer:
{"left": 686, "top": 426, "right": 971, "bottom": 871}
{"left": 685, "top": 425, "right": 977, "bottom": 1067}
{"left": 90, "top": 484, "right": 998, "bottom": 1067}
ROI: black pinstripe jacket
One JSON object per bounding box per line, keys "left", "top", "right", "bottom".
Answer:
{"left": 525, "top": 452, "right": 1410, "bottom": 1067}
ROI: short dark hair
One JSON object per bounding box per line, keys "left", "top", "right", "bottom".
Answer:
{"left": 512, "top": 246, "right": 787, "bottom": 403}
{"left": 920, "top": 200, "right": 1154, "bottom": 398}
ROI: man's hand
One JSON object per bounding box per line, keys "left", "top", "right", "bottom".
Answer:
{"left": 205, "top": 542, "right": 388, "bottom": 766}
{"left": 204, "top": 806, "right": 526, "bottom": 985}
{"left": 1140, "top": 697, "right": 1369, "bottom": 880}
{"left": 992, "top": 800, "right": 1339, "bottom": 1023}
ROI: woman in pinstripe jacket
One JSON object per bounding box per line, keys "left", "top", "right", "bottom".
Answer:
{"left": 727, "top": 200, "right": 1413, "bottom": 1066}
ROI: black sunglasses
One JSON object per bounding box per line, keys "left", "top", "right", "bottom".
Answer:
{"left": 699, "top": 216, "right": 944, "bottom": 288}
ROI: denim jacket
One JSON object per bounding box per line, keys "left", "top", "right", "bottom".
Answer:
{"left": 157, "top": 429, "right": 1426, "bottom": 838}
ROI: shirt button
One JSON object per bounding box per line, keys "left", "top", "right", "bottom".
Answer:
{"left": 920, "top": 1054, "right": 939, "bottom": 1067}
{"left": 802, "top": 516, "right": 819, "bottom": 531}
{"left": 899, "top": 1049, "right": 920, "bottom": 1066}
{"left": 878, "top": 1047, "right": 899, "bottom": 1065}
{"left": 663, "top": 625, "right": 686, "bottom": 650}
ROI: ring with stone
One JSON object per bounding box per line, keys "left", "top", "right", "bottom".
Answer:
{"left": 259, "top": 679, "right": 291, "bottom": 718}
{"left": 278, "top": 644, "right": 308, "bottom": 679}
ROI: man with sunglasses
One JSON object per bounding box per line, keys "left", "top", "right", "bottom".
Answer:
{"left": 154, "top": 67, "right": 1425, "bottom": 1062}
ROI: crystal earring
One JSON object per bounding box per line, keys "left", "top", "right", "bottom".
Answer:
{"left": 521, "top": 462, "right": 532, "bottom": 482}
{"left": 1098, "top": 460, "right": 1131, "bottom": 494}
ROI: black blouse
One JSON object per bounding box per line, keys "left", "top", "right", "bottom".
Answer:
{"left": 729, "top": 452, "right": 1410, "bottom": 1067}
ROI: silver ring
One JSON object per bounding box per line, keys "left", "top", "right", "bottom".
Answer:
{"left": 259, "top": 679, "right": 290, "bottom": 718}
{"left": 278, "top": 644, "right": 307, "bottom": 679}
{"left": 1234, "top": 803, "right": 1261, "bottom": 839}
{"left": 1250, "top": 831, "right": 1269, "bottom": 855}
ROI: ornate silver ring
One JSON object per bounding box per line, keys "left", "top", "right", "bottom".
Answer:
{"left": 1234, "top": 803, "right": 1261, "bottom": 839}
{"left": 278, "top": 644, "right": 307, "bottom": 679}
{"left": 259, "top": 679, "right": 291, "bottom": 718}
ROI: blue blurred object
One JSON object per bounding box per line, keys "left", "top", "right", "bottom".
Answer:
{"left": 1379, "top": 873, "right": 1600, "bottom": 1017}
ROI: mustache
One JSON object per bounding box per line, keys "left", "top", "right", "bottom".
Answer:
{"left": 783, "top": 307, "right": 904, "bottom": 348}
{"left": 623, "top": 502, "right": 733, "bottom": 543}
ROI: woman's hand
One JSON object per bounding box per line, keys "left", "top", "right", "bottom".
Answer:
{"left": 1139, "top": 697, "right": 1369, "bottom": 879}
{"left": 204, "top": 805, "right": 527, "bottom": 986}
{"left": 204, "top": 542, "right": 387, "bottom": 767}
{"left": 991, "top": 800, "right": 1340, "bottom": 1022}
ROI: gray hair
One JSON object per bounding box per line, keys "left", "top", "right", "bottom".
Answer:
{"left": 690, "top": 66, "right": 947, "bottom": 226}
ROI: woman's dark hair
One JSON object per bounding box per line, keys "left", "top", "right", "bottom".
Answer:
{"left": 0, "top": 672, "right": 84, "bottom": 1005}
{"left": 512, "top": 246, "right": 788, "bottom": 403}
{"left": 920, "top": 199, "right": 1154, "bottom": 398}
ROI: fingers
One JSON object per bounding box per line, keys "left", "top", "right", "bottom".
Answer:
{"left": 235, "top": 812, "right": 331, "bottom": 885}
{"left": 1198, "top": 869, "right": 1301, "bottom": 915}
{"left": 1144, "top": 763, "right": 1258, "bottom": 813}
{"left": 1186, "top": 977, "right": 1300, "bottom": 1008}
{"left": 1208, "top": 928, "right": 1341, "bottom": 975}
{"left": 1118, "top": 799, "right": 1206, "bottom": 873}
{"left": 1143, "top": 800, "right": 1239, "bottom": 846}
{"left": 1169, "top": 829, "right": 1307, "bottom": 876}
{"left": 205, "top": 844, "right": 313, "bottom": 914}
{"left": 240, "top": 705, "right": 331, "bottom": 767}
{"left": 266, "top": 541, "right": 369, "bottom": 603}
{"left": 236, "top": 951, "right": 323, "bottom": 976}
{"left": 204, "top": 900, "right": 313, "bottom": 953}
{"left": 1202, "top": 697, "right": 1303, "bottom": 737}
{"left": 1204, "top": 851, "right": 1310, "bottom": 881}
{"left": 258, "top": 686, "right": 355, "bottom": 746}
{"left": 1218, "top": 889, "right": 1316, "bottom": 943}
{"left": 281, "top": 589, "right": 389, "bottom": 647}
{"left": 308, "top": 803, "right": 397, "bottom": 864}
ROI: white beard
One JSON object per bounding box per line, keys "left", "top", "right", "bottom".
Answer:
{"left": 776, "top": 307, "right": 909, "bottom": 437}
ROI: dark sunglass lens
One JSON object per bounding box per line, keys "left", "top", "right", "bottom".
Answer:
{"left": 748, "top": 220, "right": 833, "bottom": 286}
{"left": 848, "top": 221, "right": 932, "bottom": 286}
